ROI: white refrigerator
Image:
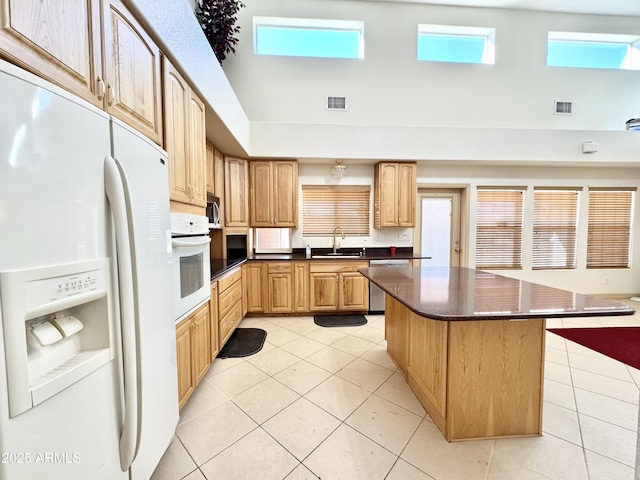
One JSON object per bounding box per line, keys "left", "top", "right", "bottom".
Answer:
{"left": 0, "top": 60, "right": 179, "bottom": 479}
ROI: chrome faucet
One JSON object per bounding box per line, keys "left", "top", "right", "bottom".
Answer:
{"left": 333, "top": 227, "right": 345, "bottom": 254}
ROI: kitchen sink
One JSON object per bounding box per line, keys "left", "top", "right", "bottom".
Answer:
{"left": 312, "top": 253, "right": 363, "bottom": 259}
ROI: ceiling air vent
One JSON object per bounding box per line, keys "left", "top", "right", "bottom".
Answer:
{"left": 327, "top": 96, "right": 347, "bottom": 110}
{"left": 554, "top": 101, "right": 572, "bottom": 115}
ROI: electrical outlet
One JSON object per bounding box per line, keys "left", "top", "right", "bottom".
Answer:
{"left": 399, "top": 232, "right": 409, "bottom": 241}
{"left": 603, "top": 276, "right": 609, "bottom": 285}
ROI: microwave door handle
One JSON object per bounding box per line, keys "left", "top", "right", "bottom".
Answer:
{"left": 104, "top": 155, "right": 140, "bottom": 471}
{"left": 172, "top": 237, "right": 211, "bottom": 248}
{"left": 213, "top": 202, "right": 220, "bottom": 224}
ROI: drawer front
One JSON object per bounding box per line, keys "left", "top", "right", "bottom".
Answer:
{"left": 219, "top": 279, "right": 242, "bottom": 319}
{"left": 267, "top": 262, "right": 293, "bottom": 274}
{"left": 219, "top": 300, "right": 243, "bottom": 346}
{"left": 218, "top": 267, "right": 242, "bottom": 292}
{"left": 309, "top": 261, "right": 368, "bottom": 274}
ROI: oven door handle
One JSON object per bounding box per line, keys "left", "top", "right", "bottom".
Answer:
{"left": 172, "top": 237, "right": 211, "bottom": 248}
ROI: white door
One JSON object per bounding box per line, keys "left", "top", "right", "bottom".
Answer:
{"left": 417, "top": 190, "right": 461, "bottom": 267}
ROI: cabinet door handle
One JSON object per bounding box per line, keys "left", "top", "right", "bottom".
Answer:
{"left": 97, "top": 76, "right": 106, "bottom": 100}
{"left": 107, "top": 83, "right": 115, "bottom": 106}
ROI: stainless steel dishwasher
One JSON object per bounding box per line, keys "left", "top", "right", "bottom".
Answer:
{"left": 368, "top": 259, "right": 410, "bottom": 313}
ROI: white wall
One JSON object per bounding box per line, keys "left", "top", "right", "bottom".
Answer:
{"left": 225, "top": 0, "right": 640, "bottom": 129}
{"left": 223, "top": 0, "right": 640, "bottom": 162}
{"left": 419, "top": 163, "right": 640, "bottom": 294}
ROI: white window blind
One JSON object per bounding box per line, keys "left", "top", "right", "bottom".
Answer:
{"left": 302, "top": 185, "right": 370, "bottom": 236}
{"left": 532, "top": 188, "right": 580, "bottom": 269}
{"left": 476, "top": 188, "right": 524, "bottom": 269}
{"left": 587, "top": 188, "right": 635, "bottom": 268}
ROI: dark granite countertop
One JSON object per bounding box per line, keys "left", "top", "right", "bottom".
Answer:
{"left": 250, "top": 247, "right": 428, "bottom": 262}
{"left": 210, "top": 258, "right": 246, "bottom": 280}
{"left": 359, "top": 265, "right": 635, "bottom": 321}
{"left": 210, "top": 248, "right": 430, "bottom": 280}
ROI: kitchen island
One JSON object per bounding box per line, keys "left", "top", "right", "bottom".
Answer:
{"left": 359, "top": 266, "right": 634, "bottom": 442}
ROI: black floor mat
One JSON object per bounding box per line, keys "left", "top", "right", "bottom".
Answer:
{"left": 217, "top": 328, "right": 267, "bottom": 358}
{"left": 314, "top": 314, "right": 367, "bottom": 328}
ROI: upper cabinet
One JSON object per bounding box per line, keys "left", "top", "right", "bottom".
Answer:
{"left": 164, "top": 57, "right": 206, "bottom": 210}
{"left": 224, "top": 157, "right": 249, "bottom": 227}
{"left": 0, "top": 0, "right": 103, "bottom": 108}
{"left": 374, "top": 162, "right": 417, "bottom": 228}
{"left": 249, "top": 160, "right": 298, "bottom": 228}
{"left": 206, "top": 143, "right": 226, "bottom": 216}
{"left": 0, "top": 0, "right": 163, "bottom": 144}
{"left": 206, "top": 142, "right": 215, "bottom": 194}
{"left": 102, "top": 0, "right": 162, "bottom": 144}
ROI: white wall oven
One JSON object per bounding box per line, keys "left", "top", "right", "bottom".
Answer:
{"left": 170, "top": 213, "right": 211, "bottom": 322}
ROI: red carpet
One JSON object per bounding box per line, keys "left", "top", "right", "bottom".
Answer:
{"left": 547, "top": 327, "right": 640, "bottom": 370}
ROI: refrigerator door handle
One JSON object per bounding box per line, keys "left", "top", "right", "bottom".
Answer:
{"left": 104, "top": 154, "right": 140, "bottom": 471}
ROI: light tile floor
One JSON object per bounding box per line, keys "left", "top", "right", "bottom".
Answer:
{"left": 152, "top": 304, "right": 640, "bottom": 480}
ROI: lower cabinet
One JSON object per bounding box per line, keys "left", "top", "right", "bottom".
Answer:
{"left": 210, "top": 282, "right": 219, "bottom": 362}
{"left": 268, "top": 263, "right": 293, "bottom": 313}
{"left": 218, "top": 266, "right": 243, "bottom": 348}
{"left": 240, "top": 260, "right": 368, "bottom": 316}
{"left": 309, "top": 261, "right": 369, "bottom": 313}
{"left": 176, "top": 302, "right": 210, "bottom": 409}
{"left": 244, "top": 261, "right": 310, "bottom": 314}
{"left": 244, "top": 262, "right": 266, "bottom": 314}
{"left": 294, "top": 262, "right": 309, "bottom": 312}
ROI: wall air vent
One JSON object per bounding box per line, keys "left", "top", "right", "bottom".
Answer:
{"left": 327, "top": 96, "right": 347, "bottom": 110}
{"left": 554, "top": 101, "right": 573, "bottom": 115}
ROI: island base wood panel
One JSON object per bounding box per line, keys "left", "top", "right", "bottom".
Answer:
{"left": 446, "top": 319, "right": 544, "bottom": 441}
{"left": 386, "top": 295, "right": 545, "bottom": 442}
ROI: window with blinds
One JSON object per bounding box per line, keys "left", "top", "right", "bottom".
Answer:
{"left": 532, "top": 189, "right": 580, "bottom": 269}
{"left": 587, "top": 188, "right": 635, "bottom": 268}
{"left": 475, "top": 188, "right": 524, "bottom": 269}
{"left": 301, "top": 185, "right": 370, "bottom": 236}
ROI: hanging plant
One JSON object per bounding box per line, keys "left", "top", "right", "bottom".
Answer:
{"left": 195, "top": 0, "right": 245, "bottom": 64}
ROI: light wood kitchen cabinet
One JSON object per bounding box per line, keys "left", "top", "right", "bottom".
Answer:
{"left": 175, "top": 301, "right": 210, "bottom": 409}
{"left": 0, "top": 0, "right": 163, "bottom": 144}
{"left": 267, "top": 263, "right": 293, "bottom": 313}
{"left": 206, "top": 142, "right": 214, "bottom": 194}
{"left": 250, "top": 160, "right": 298, "bottom": 227}
{"left": 164, "top": 57, "right": 206, "bottom": 210}
{"left": 224, "top": 157, "right": 249, "bottom": 227}
{"left": 218, "top": 266, "right": 243, "bottom": 348}
{"left": 374, "top": 162, "right": 417, "bottom": 228}
{"left": 206, "top": 142, "right": 225, "bottom": 200}
{"left": 309, "top": 271, "right": 339, "bottom": 312}
{"left": 339, "top": 271, "right": 370, "bottom": 310}
{"left": 101, "top": 0, "right": 163, "bottom": 144}
{"left": 241, "top": 263, "right": 247, "bottom": 316}
{"left": 0, "top": 0, "right": 103, "bottom": 108}
{"left": 309, "top": 261, "right": 369, "bottom": 313}
{"left": 214, "top": 148, "right": 225, "bottom": 221}
{"left": 175, "top": 316, "right": 195, "bottom": 409}
{"left": 245, "top": 262, "right": 266, "bottom": 313}
{"left": 294, "top": 262, "right": 309, "bottom": 312}
{"left": 210, "top": 282, "right": 219, "bottom": 362}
